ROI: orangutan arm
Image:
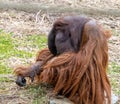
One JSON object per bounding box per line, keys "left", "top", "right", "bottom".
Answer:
{"left": 15, "top": 61, "right": 43, "bottom": 86}
{"left": 14, "top": 49, "right": 53, "bottom": 86}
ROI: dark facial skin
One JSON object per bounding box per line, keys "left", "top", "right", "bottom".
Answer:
{"left": 55, "top": 30, "right": 74, "bottom": 55}
{"left": 48, "top": 19, "right": 74, "bottom": 55}
{"left": 48, "top": 16, "right": 89, "bottom": 55}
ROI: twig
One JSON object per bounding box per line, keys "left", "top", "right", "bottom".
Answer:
{"left": 35, "top": 10, "right": 41, "bottom": 23}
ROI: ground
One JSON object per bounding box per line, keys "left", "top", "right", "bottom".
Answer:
{"left": 0, "top": 0, "right": 120, "bottom": 104}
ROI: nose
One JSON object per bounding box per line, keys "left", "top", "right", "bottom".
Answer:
{"left": 16, "top": 76, "right": 26, "bottom": 87}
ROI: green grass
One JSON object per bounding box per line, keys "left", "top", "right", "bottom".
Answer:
{"left": 0, "top": 32, "right": 14, "bottom": 59}
{"left": 26, "top": 34, "right": 47, "bottom": 49}
{"left": 0, "top": 76, "right": 12, "bottom": 82}
{"left": 28, "top": 85, "right": 47, "bottom": 104}
{"left": 0, "top": 31, "right": 47, "bottom": 74}
{"left": 108, "top": 62, "right": 120, "bottom": 95}
{"left": 0, "top": 30, "right": 48, "bottom": 103}
{"left": 0, "top": 62, "right": 12, "bottom": 74}
{"left": 108, "top": 62, "right": 120, "bottom": 75}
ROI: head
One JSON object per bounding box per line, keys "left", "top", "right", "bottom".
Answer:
{"left": 48, "top": 16, "right": 90, "bottom": 55}
{"left": 48, "top": 16, "right": 111, "bottom": 56}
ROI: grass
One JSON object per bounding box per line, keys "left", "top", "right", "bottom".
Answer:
{"left": 0, "top": 62, "right": 12, "bottom": 74}
{"left": 0, "top": 31, "right": 14, "bottom": 59}
{"left": 0, "top": 76, "right": 12, "bottom": 82}
{"left": 28, "top": 85, "right": 47, "bottom": 104}
{"left": 108, "top": 62, "right": 120, "bottom": 95}
{"left": 108, "top": 62, "right": 120, "bottom": 75}
{"left": 0, "top": 30, "right": 47, "bottom": 104}
{"left": 0, "top": 30, "right": 47, "bottom": 74}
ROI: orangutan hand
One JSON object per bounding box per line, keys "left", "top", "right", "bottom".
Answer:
{"left": 15, "top": 61, "right": 42, "bottom": 87}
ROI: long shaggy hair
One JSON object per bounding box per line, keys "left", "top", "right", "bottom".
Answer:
{"left": 15, "top": 16, "right": 111, "bottom": 104}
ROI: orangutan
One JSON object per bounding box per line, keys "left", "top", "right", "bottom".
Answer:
{"left": 14, "top": 16, "right": 111, "bottom": 104}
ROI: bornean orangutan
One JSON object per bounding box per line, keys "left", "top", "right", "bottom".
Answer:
{"left": 14, "top": 16, "right": 111, "bottom": 104}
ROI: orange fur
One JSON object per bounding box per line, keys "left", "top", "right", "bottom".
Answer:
{"left": 14, "top": 18, "right": 111, "bottom": 104}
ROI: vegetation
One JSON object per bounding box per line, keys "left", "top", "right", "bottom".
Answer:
{"left": 0, "top": 30, "right": 47, "bottom": 74}
{"left": 0, "top": 31, "right": 47, "bottom": 103}
{"left": 108, "top": 63, "right": 120, "bottom": 95}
